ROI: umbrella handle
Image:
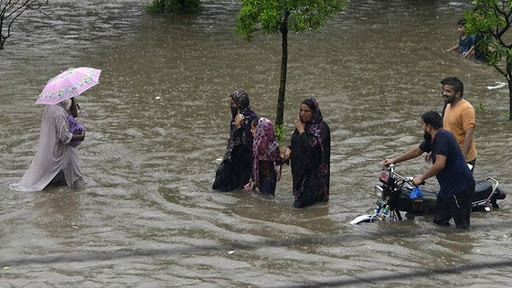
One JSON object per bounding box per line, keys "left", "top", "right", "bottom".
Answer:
{"left": 77, "top": 103, "right": 88, "bottom": 119}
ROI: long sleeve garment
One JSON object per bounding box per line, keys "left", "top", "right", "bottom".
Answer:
{"left": 10, "top": 104, "right": 83, "bottom": 192}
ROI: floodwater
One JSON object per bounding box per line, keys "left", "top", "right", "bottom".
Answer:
{"left": 1, "top": 0, "right": 511, "bottom": 287}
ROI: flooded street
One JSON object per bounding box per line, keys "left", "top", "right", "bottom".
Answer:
{"left": 1, "top": 0, "right": 511, "bottom": 287}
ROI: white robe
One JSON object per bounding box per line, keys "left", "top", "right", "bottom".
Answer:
{"left": 10, "top": 104, "right": 83, "bottom": 192}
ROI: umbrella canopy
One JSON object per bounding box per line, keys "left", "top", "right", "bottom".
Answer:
{"left": 36, "top": 67, "right": 102, "bottom": 105}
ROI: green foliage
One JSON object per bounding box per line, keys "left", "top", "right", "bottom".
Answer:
{"left": 464, "top": 0, "right": 512, "bottom": 120}
{"left": 235, "top": 0, "right": 345, "bottom": 127}
{"left": 147, "top": 0, "right": 200, "bottom": 14}
{"left": 464, "top": 1, "right": 512, "bottom": 72}
{"left": 275, "top": 124, "right": 285, "bottom": 141}
{"left": 474, "top": 102, "right": 485, "bottom": 112}
{"left": 235, "top": 0, "right": 345, "bottom": 41}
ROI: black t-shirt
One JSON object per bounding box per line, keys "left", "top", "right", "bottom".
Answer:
{"left": 419, "top": 129, "right": 474, "bottom": 198}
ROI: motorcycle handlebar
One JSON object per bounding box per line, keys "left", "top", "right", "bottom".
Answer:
{"left": 404, "top": 176, "right": 425, "bottom": 186}
{"left": 383, "top": 164, "right": 395, "bottom": 172}
{"left": 385, "top": 165, "right": 426, "bottom": 186}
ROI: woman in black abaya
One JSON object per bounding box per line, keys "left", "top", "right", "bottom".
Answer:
{"left": 213, "top": 89, "right": 258, "bottom": 191}
{"left": 283, "top": 98, "right": 330, "bottom": 208}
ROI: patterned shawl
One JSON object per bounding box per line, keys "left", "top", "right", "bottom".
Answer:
{"left": 252, "top": 118, "right": 282, "bottom": 186}
{"left": 301, "top": 98, "right": 325, "bottom": 143}
{"left": 224, "top": 89, "right": 257, "bottom": 159}
{"left": 231, "top": 89, "right": 251, "bottom": 115}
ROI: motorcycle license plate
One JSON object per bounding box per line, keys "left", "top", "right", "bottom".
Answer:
{"left": 379, "top": 172, "right": 389, "bottom": 182}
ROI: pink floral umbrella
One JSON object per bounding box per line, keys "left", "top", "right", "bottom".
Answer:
{"left": 35, "top": 67, "right": 102, "bottom": 105}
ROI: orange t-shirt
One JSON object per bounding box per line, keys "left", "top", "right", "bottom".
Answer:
{"left": 443, "top": 99, "right": 477, "bottom": 162}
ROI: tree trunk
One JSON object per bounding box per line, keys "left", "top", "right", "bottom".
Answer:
{"left": 508, "top": 77, "right": 512, "bottom": 120}
{"left": 508, "top": 62, "right": 512, "bottom": 120}
{"left": 275, "top": 11, "right": 290, "bottom": 127}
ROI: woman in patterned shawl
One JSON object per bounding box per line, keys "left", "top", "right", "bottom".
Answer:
{"left": 283, "top": 98, "right": 330, "bottom": 208}
{"left": 213, "top": 89, "right": 258, "bottom": 191}
{"left": 245, "top": 118, "right": 282, "bottom": 196}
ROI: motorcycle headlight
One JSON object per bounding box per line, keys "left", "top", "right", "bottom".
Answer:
{"left": 374, "top": 185, "right": 383, "bottom": 198}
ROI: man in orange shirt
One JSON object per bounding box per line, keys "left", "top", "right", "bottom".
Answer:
{"left": 440, "top": 77, "right": 477, "bottom": 171}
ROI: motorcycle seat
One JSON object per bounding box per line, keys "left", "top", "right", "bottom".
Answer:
{"left": 475, "top": 180, "right": 492, "bottom": 197}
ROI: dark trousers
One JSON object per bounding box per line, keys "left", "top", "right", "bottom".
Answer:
{"left": 433, "top": 181, "right": 475, "bottom": 229}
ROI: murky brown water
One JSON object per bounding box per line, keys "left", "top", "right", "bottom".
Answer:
{"left": 1, "top": 0, "right": 511, "bottom": 287}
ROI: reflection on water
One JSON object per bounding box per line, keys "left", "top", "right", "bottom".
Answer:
{"left": 1, "top": 0, "right": 511, "bottom": 286}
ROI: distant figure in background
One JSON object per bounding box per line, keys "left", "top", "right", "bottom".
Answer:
{"left": 447, "top": 19, "right": 475, "bottom": 58}
{"left": 473, "top": 33, "right": 490, "bottom": 63}
{"left": 472, "top": 4, "right": 491, "bottom": 63}
{"left": 283, "top": 98, "right": 330, "bottom": 208}
{"left": 213, "top": 89, "right": 258, "bottom": 191}
{"left": 244, "top": 118, "right": 283, "bottom": 196}
{"left": 10, "top": 97, "right": 86, "bottom": 192}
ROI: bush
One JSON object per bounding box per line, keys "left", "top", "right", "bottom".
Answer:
{"left": 147, "top": 0, "right": 200, "bottom": 14}
{"left": 275, "top": 124, "right": 285, "bottom": 142}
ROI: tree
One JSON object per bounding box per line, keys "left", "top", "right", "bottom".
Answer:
{"left": 464, "top": 0, "right": 512, "bottom": 119}
{"left": 0, "top": 0, "right": 47, "bottom": 50}
{"left": 235, "top": 0, "right": 345, "bottom": 140}
{"left": 147, "top": 0, "right": 201, "bottom": 14}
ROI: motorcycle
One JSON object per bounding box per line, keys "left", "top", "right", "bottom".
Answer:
{"left": 350, "top": 164, "right": 507, "bottom": 224}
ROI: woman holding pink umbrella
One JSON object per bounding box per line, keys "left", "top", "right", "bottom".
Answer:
{"left": 10, "top": 67, "right": 100, "bottom": 192}
{"left": 10, "top": 98, "right": 86, "bottom": 191}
